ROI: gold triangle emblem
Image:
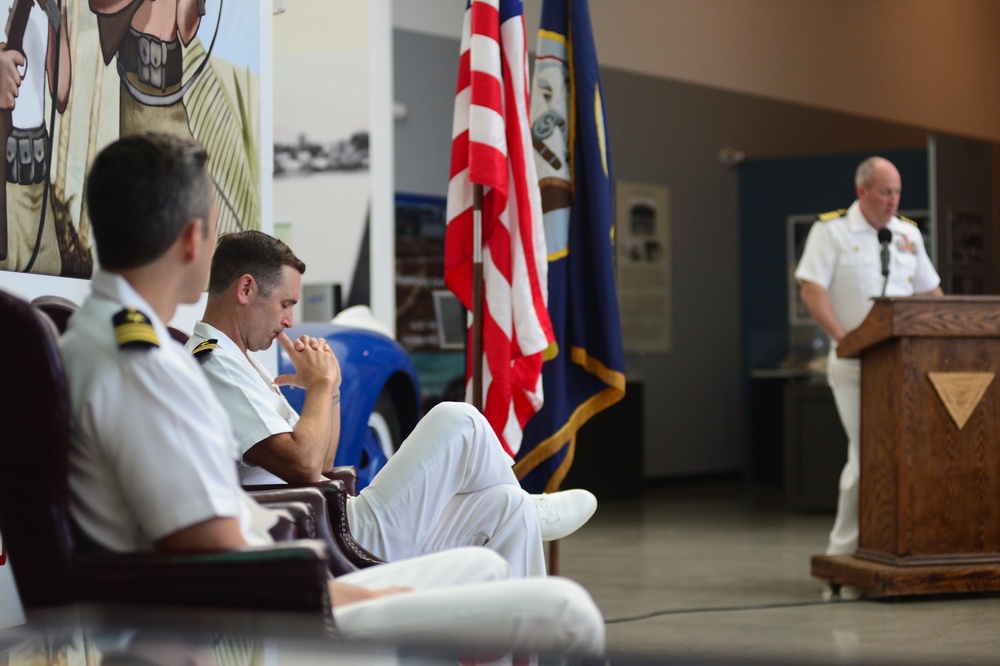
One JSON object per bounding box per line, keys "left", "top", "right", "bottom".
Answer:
{"left": 928, "top": 372, "right": 994, "bottom": 430}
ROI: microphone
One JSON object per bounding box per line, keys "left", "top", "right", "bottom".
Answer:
{"left": 878, "top": 228, "right": 892, "bottom": 296}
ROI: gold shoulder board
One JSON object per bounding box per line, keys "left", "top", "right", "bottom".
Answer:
{"left": 112, "top": 308, "right": 159, "bottom": 349}
{"left": 191, "top": 338, "right": 218, "bottom": 363}
{"left": 898, "top": 214, "right": 919, "bottom": 227}
{"left": 817, "top": 209, "right": 847, "bottom": 222}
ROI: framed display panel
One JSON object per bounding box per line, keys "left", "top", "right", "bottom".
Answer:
{"left": 615, "top": 181, "right": 672, "bottom": 353}
{"left": 946, "top": 208, "right": 986, "bottom": 295}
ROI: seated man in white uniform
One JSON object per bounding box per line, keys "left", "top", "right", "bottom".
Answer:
{"left": 184, "top": 230, "right": 596, "bottom": 578}
{"left": 62, "top": 133, "right": 604, "bottom": 656}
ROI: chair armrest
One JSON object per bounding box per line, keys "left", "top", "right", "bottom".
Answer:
{"left": 75, "top": 540, "right": 332, "bottom": 614}
{"left": 248, "top": 486, "right": 365, "bottom": 576}
{"left": 322, "top": 466, "right": 358, "bottom": 496}
{"left": 246, "top": 482, "right": 385, "bottom": 571}
{"left": 313, "top": 484, "right": 385, "bottom": 569}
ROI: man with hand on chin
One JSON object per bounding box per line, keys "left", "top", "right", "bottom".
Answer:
{"left": 186, "top": 230, "right": 598, "bottom": 578}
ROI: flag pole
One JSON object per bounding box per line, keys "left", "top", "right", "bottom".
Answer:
{"left": 472, "top": 184, "right": 484, "bottom": 412}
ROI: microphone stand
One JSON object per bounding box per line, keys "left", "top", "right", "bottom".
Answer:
{"left": 878, "top": 228, "right": 892, "bottom": 297}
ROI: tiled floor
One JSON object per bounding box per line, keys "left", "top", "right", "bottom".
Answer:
{"left": 6, "top": 482, "right": 999, "bottom": 665}
{"left": 557, "top": 483, "right": 1000, "bottom": 664}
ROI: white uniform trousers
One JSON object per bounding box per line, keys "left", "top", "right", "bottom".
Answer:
{"left": 826, "top": 352, "right": 861, "bottom": 556}
{"left": 346, "top": 402, "right": 547, "bottom": 578}
{"left": 335, "top": 548, "right": 604, "bottom": 657}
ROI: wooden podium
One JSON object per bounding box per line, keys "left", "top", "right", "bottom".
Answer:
{"left": 811, "top": 296, "right": 1000, "bottom": 596}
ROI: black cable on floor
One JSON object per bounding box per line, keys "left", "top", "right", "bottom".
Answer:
{"left": 606, "top": 598, "right": 859, "bottom": 624}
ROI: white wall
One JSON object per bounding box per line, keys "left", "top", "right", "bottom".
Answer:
{"left": 369, "top": 0, "right": 396, "bottom": 330}
{"left": 271, "top": 0, "right": 395, "bottom": 331}
{"left": 0, "top": 272, "right": 208, "bottom": 334}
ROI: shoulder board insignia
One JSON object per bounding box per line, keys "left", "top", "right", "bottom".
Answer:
{"left": 112, "top": 308, "right": 159, "bottom": 349}
{"left": 898, "top": 214, "right": 919, "bottom": 227}
{"left": 191, "top": 338, "right": 218, "bottom": 363}
{"left": 817, "top": 209, "right": 847, "bottom": 222}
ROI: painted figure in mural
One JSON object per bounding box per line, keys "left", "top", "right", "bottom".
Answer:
{"left": 90, "top": 0, "right": 260, "bottom": 236}
{"left": 90, "top": 0, "right": 203, "bottom": 138}
{"left": 0, "top": 0, "right": 76, "bottom": 276}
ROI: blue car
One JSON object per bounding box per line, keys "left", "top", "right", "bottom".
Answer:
{"left": 277, "top": 307, "right": 421, "bottom": 490}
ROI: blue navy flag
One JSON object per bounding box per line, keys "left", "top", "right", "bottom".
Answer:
{"left": 514, "top": 0, "right": 626, "bottom": 493}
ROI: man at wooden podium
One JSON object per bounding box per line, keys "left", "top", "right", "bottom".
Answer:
{"left": 794, "top": 157, "right": 943, "bottom": 588}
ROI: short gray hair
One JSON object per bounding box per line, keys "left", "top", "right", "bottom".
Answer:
{"left": 855, "top": 157, "right": 884, "bottom": 189}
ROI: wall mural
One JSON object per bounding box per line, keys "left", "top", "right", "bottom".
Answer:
{"left": 0, "top": 0, "right": 261, "bottom": 279}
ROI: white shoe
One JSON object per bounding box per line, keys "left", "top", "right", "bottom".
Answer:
{"left": 840, "top": 585, "right": 863, "bottom": 600}
{"left": 532, "top": 489, "right": 597, "bottom": 542}
{"left": 823, "top": 584, "right": 863, "bottom": 601}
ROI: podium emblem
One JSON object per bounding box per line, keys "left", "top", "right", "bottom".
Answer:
{"left": 927, "top": 372, "right": 994, "bottom": 430}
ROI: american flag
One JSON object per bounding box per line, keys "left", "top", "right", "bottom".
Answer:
{"left": 445, "top": 0, "right": 554, "bottom": 458}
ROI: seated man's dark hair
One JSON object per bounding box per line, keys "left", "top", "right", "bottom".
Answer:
{"left": 86, "top": 133, "right": 213, "bottom": 270}
{"left": 208, "top": 230, "right": 306, "bottom": 298}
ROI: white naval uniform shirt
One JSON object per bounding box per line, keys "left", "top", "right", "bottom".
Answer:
{"left": 185, "top": 322, "right": 299, "bottom": 485}
{"left": 61, "top": 271, "right": 279, "bottom": 551}
{"left": 794, "top": 201, "right": 941, "bottom": 342}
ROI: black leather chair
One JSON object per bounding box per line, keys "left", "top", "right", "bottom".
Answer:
{"left": 249, "top": 483, "right": 384, "bottom": 570}
{"left": 167, "top": 325, "right": 193, "bottom": 345}
{"left": 29, "top": 292, "right": 378, "bottom": 570}
{"left": 0, "top": 288, "right": 331, "bottom": 613}
{"left": 31, "top": 294, "right": 78, "bottom": 334}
